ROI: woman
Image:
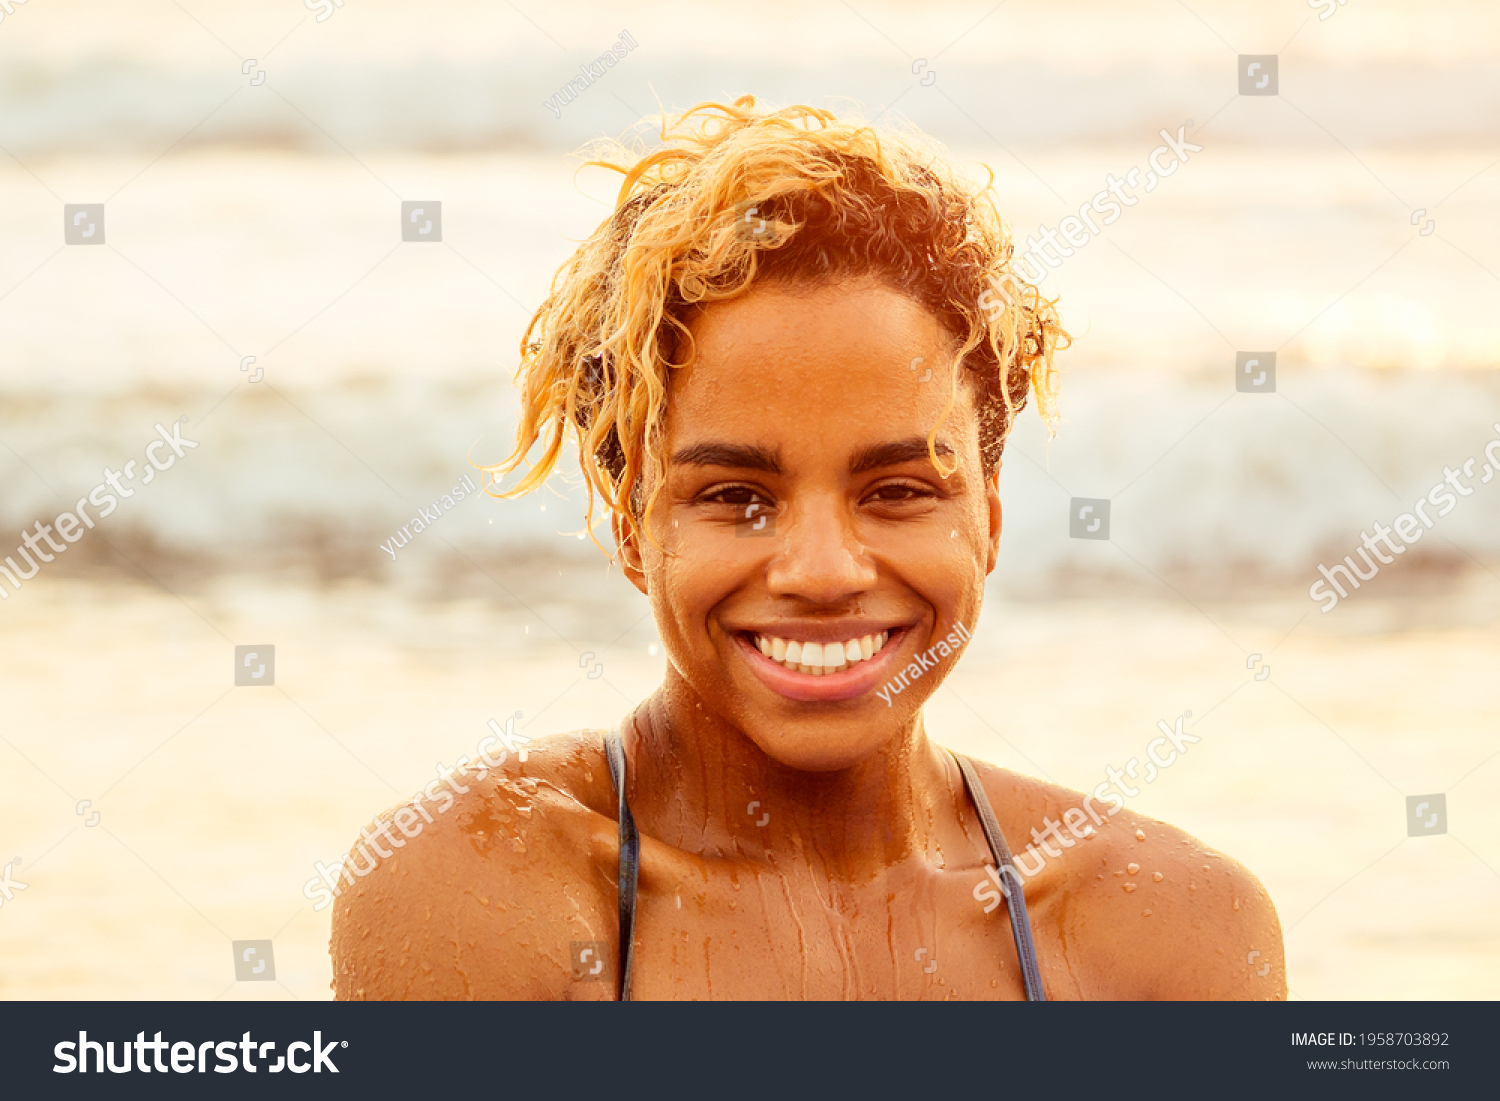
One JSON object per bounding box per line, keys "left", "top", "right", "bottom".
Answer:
{"left": 330, "top": 96, "right": 1284, "bottom": 1000}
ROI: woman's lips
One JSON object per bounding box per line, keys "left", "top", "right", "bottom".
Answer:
{"left": 733, "top": 628, "right": 908, "bottom": 703}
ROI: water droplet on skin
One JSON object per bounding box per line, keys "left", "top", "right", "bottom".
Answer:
{"left": 1114, "top": 870, "right": 1124, "bottom": 877}
{"left": 1127, "top": 863, "right": 1140, "bottom": 875}
{"left": 1135, "top": 830, "right": 1146, "bottom": 841}
{"left": 510, "top": 837, "right": 526, "bottom": 853}
{"left": 1153, "top": 872, "right": 1163, "bottom": 882}
{"left": 1122, "top": 883, "right": 1137, "bottom": 893}
{"left": 479, "top": 897, "right": 489, "bottom": 906}
{"left": 1141, "top": 910, "right": 1152, "bottom": 917}
{"left": 676, "top": 894, "right": 682, "bottom": 909}
{"left": 1202, "top": 864, "right": 1210, "bottom": 871}
{"left": 1233, "top": 898, "right": 1240, "bottom": 911}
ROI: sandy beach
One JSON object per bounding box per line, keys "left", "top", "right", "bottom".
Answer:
{"left": 0, "top": 564, "right": 1496, "bottom": 1000}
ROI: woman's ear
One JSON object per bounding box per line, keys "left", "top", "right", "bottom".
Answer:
{"left": 612, "top": 509, "right": 649, "bottom": 596}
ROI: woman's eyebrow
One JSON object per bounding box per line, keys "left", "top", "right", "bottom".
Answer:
{"left": 671, "top": 442, "right": 782, "bottom": 472}
{"left": 670, "top": 438, "right": 955, "bottom": 475}
{"left": 848, "top": 437, "right": 954, "bottom": 474}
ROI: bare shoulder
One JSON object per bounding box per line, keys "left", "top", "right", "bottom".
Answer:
{"left": 967, "top": 758, "right": 1286, "bottom": 1001}
{"left": 330, "top": 729, "right": 619, "bottom": 1000}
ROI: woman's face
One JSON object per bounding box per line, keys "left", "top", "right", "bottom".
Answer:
{"left": 619, "top": 275, "right": 1003, "bottom": 770}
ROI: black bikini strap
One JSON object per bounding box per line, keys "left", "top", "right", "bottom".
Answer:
{"left": 949, "top": 749, "right": 1047, "bottom": 1001}
{"left": 604, "top": 729, "right": 639, "bottom": 1002}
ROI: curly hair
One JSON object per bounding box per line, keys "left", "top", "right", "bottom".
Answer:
{"left": 483, "top": 94, "right": 1069, "bottom": 556}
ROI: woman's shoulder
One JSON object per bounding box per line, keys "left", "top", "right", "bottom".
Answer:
{"left": 329, "top": 729, "right": 620, "bottom": 1000}
{"left": 961, "top": 755, "right": 1286, "bottom": 1000}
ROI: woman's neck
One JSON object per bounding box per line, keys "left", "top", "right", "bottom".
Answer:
{"left": 622, "top": 680, "right": 962, "bottom": 882}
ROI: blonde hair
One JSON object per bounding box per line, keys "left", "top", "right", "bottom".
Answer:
{"left": 483, "top": 94, "right": 1068, "bottom": 556}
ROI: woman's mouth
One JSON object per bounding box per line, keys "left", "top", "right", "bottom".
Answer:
{"left": 750, "top": 630, "right": 892, "bottom": 674}
{"left": 732, "top": 627, "right": 908, "bottom": 703}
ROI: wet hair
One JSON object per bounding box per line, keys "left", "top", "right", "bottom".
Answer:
{"left": 483, "top": 94, "right": 1069, "bottom": 555}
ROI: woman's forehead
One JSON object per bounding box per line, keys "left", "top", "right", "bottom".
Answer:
{"left": 663, "top": 278, "right": 977, "bottom": 446}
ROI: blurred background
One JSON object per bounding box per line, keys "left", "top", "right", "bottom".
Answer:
{"left": 0, "top": 0, "right": 1496, "bottom": 1000}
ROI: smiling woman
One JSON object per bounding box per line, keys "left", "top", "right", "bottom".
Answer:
{"left": 328, "top": 95, "right": 1285, "bottom": 1001}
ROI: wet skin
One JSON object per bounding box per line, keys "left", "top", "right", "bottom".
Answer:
{"left": 332, "top": 276, "right": 1286, "bottom": 1000}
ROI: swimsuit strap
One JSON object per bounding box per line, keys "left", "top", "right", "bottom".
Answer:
{"left": 948, "top": 748, "right": 1048, "bottom": 1001}
{"left": 604, "top": 729, "right": 639, "bottom": 1002}
{"left": 606, "top": 729, "right": 1044, "bottom": 1002}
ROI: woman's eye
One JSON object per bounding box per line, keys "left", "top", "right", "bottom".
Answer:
{"left": 868, "top": 483, "right": 933, "bottom": 503}
{"left": 704, "top": 486, "right": 768, "bottom": 507}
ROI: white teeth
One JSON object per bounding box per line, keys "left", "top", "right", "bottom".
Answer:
{"left": 753, "top": 631, "right": 894, "bottom": 674}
